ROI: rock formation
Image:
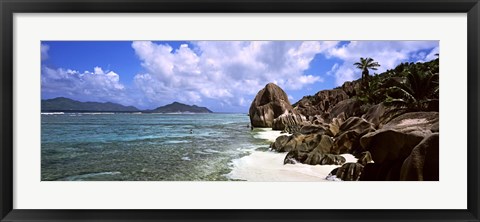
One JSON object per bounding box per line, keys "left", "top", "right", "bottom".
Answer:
{"left": 332, "top": 117, "right": 376, "bottom": 155}
{"left": 256, "top": 59, "right": 440, "bottom": 181}
{"left": 269, "top": 93, "right": 440, "bottom": 181}
{"left": 359, "top": 112, "right": 439, "bottom": 180}
{"left": 272, "top": 112, "right": 306, "bottom": 131}
{"left": 334, "top": 162, "right": 365, "bottom": 181}
{"left": 399, "top": 133, "right": 439, "bottom": 181}
{"left": 294, "top": 88, "right": 349, "bottom": 120}
{"left": 292, "top": 80, "right": 364, "bottom": 123}
{"left": 249, "top": 83, "right": 306, "bottom": 129}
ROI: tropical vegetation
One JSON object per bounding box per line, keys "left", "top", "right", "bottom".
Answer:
{"left": 354, "top": 57, "right": 439, "bottom": 112}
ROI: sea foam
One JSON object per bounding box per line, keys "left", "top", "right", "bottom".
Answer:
{"left": 252, "top": 128, "right": 290, "bottom": 143}
{"left": 181, "top": 156, "right": 192, "bottom": 161}
{"left": 228, "top": 128, "right": 357, "bottom": 181}
{"left": 41, "top": 112, "right": 64, "bottom": 115}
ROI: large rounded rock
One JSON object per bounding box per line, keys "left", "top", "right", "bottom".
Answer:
{"left": 359, "top": 112, "right": 439, "bottom": 180}
{"left": 361, "top": 130, "right": 425, "bottom": 167}
{"left": 285, "top": 151, "right": 345, "bottom": 166}
{"left": 249, "top": 83, "right": 293, "bottom": 128}
{"left": 328, "top": 98, "right": 363, "bottom": 121}
{"left": 282, "top": 135, "right": 344, "bottom": 166}
{"left": 338, "top": 116, "right": 375, "bottom": 134}
{"left": 271, "top": 133, "right": 306, "bottom": 153}
{"left": 325, "top": 116, "right": 344, "bottom": 137}
{"left": 400, "top": 133, "right": 439, "bottom": 181}
{"left": 332, "top": 117, "right": 375, "bottom": 155}
{"left": 270, "top": 135, "right": 291, "bottom": 151}
{"left": 298, "top": 124, "right": 327, "bottom": 135}
{"left": 335, "top": 162, "right": 364, "bottom": 181}
{"left": 360, "top": 112, "right": 439, "bottom": 165}
{"left": 383, "top": 112, "right": 439, "bottom": 134}
{"left": 272, "top": 132, "right": 330, "bottom": 153}
{"left": 361, "top": 103, "right": 393, "bottom": 129}
{"left": 272, "top": 113, "right": 306, "bottom": 131}
{"left": 312, "top": 134, "right": 334, "bottom": 154}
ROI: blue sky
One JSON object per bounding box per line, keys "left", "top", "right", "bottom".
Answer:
{"left": 41, "top": 41, "right": 439, "bottom": 112}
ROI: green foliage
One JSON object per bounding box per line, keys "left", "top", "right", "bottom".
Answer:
{"left": 356, "top": 76, "right": 384, "bottom": 105}
{"left": 385, "top": 64, "right": 439, "bottom": 111}
{"left": 354, "top": 58, "right": 439, "bottom": 112}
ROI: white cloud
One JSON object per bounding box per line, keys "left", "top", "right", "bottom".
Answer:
{"left": 41, "top": 66, "right": 131, "bottom": 105}
{"left": 41, "top": 44, "right": 49, "bottom": 60}
{"left": 326, "top": 63, "right": 339, "bottom": 76}
{"left": 131, "top": 41, "right": 335, "bottom": 106}
{"left": 325, "top": 41, "right": 439, "bottom": 85}
{"left": 416, "top": 46, "right": 439, "bottom": 63}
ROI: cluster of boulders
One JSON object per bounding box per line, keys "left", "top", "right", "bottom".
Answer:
{"left": 249, "top": 83, "right": 439, "bottom": 181}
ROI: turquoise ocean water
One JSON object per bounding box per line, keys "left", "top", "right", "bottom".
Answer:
{"left": 41, "top": 113, "right": 270, "bottom": 181}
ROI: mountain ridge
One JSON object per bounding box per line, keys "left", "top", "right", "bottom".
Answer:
{"left": 145, "top": 101, "right": 213, "bottom": 113}
{"left": 41, "top": 97, "right": 213, "bottom": 113}
{"left": 41, "top": 97, "right": 139, "bottom": 112}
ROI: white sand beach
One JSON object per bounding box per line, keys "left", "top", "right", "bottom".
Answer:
{"left": 228, "top": 128, "right": 358, "bottom": 181}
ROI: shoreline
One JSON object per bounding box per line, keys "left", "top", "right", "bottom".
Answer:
{"left": 227, "top": 128, "right": 357, "bottom": 182}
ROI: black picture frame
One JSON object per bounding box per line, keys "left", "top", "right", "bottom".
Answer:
{"left": 1, "top": 0, "right": 479, "bottom": 221}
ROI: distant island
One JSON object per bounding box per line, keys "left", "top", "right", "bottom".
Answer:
{"left": 144, "top": 101, "right": 213, "bottom": 114}
{"left": 41, "top": 97, "right": 213, "bottom": 113}
{"left": 41, "top": 97, "right": 139, "bottom": 112}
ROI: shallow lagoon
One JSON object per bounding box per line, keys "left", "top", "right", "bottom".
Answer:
{"left": 42, "top": 113, "right": 352, "bottom": 181}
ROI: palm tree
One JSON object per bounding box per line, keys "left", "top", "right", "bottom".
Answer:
{"left": 354, "top": 57, "right": 381, "bottom": 86}
{"left": 385, "top": 68, "right": 439, "bottom": 111}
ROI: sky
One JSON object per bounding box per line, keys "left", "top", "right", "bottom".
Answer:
{"left": 41, "top": 41, "right": 439, "bottom": 113}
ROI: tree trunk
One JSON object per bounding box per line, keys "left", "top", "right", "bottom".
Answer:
{"left": 362, "top": 69, "right": 369, "bottom": 87}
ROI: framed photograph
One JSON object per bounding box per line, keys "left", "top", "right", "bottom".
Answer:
{"left": 1, "top": 0, "right": 479, "bottom": 221}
